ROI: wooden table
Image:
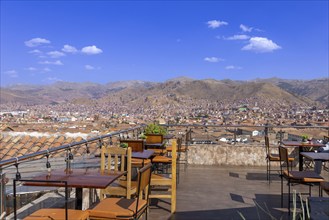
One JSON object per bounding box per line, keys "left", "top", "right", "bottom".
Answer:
{"left": 300, "top": 152, "right": 329, "bottom": 174}
{"left": 24, "top": 168, "right": 126, "bottom": 210}
{"left": 132, "top": 149, "right": 155, "bottom": 166}
{"left": 282, "top": 141, "right": 324, "bottom": 171}
{"left": 132, "top": 149, "right": 154, "bottom": 160}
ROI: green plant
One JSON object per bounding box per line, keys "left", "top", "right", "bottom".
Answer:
{"left": 139, "top": 132, "right": 146, "bottom": 139}
{"left": 144, "top": 123, "right": 167, "bottom": 135}
{"left": 120, "top": 143, "right": 128, "bottom": 148}
{"left": 302, "top": 135, "right": 309, "bottom": 142}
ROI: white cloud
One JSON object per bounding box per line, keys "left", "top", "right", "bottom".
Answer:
{"left": 39, "top": 60, "right": 63, "bottom": 65}
{"left": 5, "top": 70, "right": 18, "bottom": 78}
{"left": 207, "top": 20, "right": 228, "bottom": 29}
{"left": 242, "top": 37, "right": 281, "bottom": 53}
{"left": 45, "top": 77, "right": 62, "bottom": 82}
{"left": 204, "top": 57, "right": 224, "bottom": 63}
{"left": 25, "top": 38, "right": 50, "bottom": 47}
{"left": 240, "top": 24, "right": 253, "bottom": 32}
{"left": 62, "top": 44, "right": 78, "bottom": 53}
{"left": 81, "top": 45, "right": 103, "bottom": 55}
{"left": 43, "top": 67, "right": 51, "bottom": 72}
{"left": 26, "top": 67, "right": 37, "bottom": 71}
{"left": 85, "top": 65, "right": 95, "bottom": 70}
{"left": 225, "top": 35, "right": 250, "bottom": 40}
{"left": 47, "top": 51, "right": 66, "bottom": 58}
{"left": 225, "top": 65, "right": 242, "bottom": 70}
{"left": 28, "top": 49, "right": 42, "bottom": 54}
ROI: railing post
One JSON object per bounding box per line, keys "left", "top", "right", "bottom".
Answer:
{"left": 0, "top": 169, "right": 6, "bottom": 219}
{"left": 279, "top": 129, "right": 283, "bottom": 144}
{"left": 264, "top": 123, "right": 269, "bottom": 136}
{"left": 234, "top": 128, "right": 237, "bottom": 145}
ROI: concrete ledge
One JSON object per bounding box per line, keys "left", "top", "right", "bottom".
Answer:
{"left": 187, "top": 143, "right": 297, "bottom": 166}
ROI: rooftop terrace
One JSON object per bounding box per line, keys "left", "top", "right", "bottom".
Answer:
{"left": 1, "top": 124, "right": 328, "bottom": 219}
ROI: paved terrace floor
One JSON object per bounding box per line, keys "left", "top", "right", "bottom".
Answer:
{"left": 149, "top": 165, "right": 329, "bottom": 220}
{"left": 9, "top": 164, "right": 329, "bottom": 220}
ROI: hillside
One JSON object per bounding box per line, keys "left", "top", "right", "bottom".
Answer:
{"left": 0, "top": 78, "right": 327, "bottom": 108}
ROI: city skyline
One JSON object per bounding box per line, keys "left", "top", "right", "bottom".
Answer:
{"left": 1, "top": 1, "right": 328, "bottom": 86}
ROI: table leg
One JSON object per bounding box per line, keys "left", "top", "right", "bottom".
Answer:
{"left": 299, "top": 147, "right": 304, "bottom": 171}
{"left": 76, "top": 188, "right": 83, "bottom": 210}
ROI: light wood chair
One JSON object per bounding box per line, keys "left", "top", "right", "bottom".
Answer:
{"left": 279, "top": 146, "right": 324, "bottom": 213}
{"left": 100, "top": 145, "right": 136, "bottom": 199}
{"left": 149, "top": 139, "right": 177, "bottom": 214}
{"left": 89, "top": 163, "right": 152, "bottom": 220}
{"left": 265, "top": 135, "right": 294, "bottom": 183}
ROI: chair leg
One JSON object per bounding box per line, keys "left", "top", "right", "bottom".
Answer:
{"left": 281, "top": 175, "right": 283, "bottom": 208}
{"left": 288, "top": 180, "right": 291, "bottom": 214}
{"left": 269, "top": 161, "right": 271, "bottom": 183}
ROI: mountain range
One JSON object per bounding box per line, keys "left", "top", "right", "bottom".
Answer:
{"left": 0, "top": 77, "right": 328, "bottom": 108}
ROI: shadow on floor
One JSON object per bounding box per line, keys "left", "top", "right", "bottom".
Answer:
{"left": 169, "top": 193, "right": 288, "bottom": 220}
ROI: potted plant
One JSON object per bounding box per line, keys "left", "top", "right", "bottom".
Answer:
{"left": 301, "top": 135, "right": 308, "bottom": 143}
{"left": 144, "top": 123, "right": 167, "bottom": 135}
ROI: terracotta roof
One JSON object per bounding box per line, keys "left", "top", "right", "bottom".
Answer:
{"left": 0, "top": 134, "right": 96, "bottom": 162}
{"left": 0, "top": 124, "right": 14, "bottom": 132}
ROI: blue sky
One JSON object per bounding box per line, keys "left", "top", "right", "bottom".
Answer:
{"left": 1, "top": 0, "right": 328, "bottom": 86}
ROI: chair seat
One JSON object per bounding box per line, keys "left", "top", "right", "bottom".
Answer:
{"left": 283, "top": 170, "right": 324, "bottom": 182}
{"left": 102, "top": 180, "right": 137, "bottom": 196}
{"left": 269, "top": 154, "right": 294, "bottom": 162}
{"left": 131, "top": 158, "right": 151, "bottom": 167}
{"left": 151, "top": 173, "right": 172, "bottom": 185}
{"left": 166, "top": 146, "right": 187, "bottom": 152}
{"left": 23, "top": 208, "right": 88, "bottom": 220}
{"left": 152, "top": 155, "right": 172, "bottom": 163}
{"left": 89, "top": 197, "right": 147, "bottom": 219}
{"left": 149, "top": 148, "right": 167, "bottom": 155}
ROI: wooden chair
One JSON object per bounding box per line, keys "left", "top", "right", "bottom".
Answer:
{"left": 167, "top": 132, "right": 189, "bottom": 171}
{"left": 278, "top": 146, "right": 324, "bottom": 213}
{"left": 22, "top": 180, "right": 88, "bottom": 220}
{"left": 89, "top": 163, "right": 152, "bottom": 220}
{"left": 149, "top": 139, "right": 177, "bottom": 214}
{"left": 100, "top": 145, "right": 136, "bottom": 199}
{"left": 265, "top": 135, "right": 294, "bottom": 183}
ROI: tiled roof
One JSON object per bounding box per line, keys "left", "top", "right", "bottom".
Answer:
{"left": 0, "top": 134, "right": 99, "bottom": 161}
{"left": 0, "top": 124, "right": 14, "bottom": 132}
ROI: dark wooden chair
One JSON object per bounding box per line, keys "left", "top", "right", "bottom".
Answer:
{"left": 265, "top": 135, "right": 294, "bottom": 183}
{"left": 89, "top": 163, "right": 152, "bottom": 220}
{"left": 278, "top": 146, "right": 324, "bottom": 213}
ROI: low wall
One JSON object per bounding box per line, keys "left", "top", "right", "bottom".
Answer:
{"left": 187, "top": 143, "right": 298, "bottom": 166}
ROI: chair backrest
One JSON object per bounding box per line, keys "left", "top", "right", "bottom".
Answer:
{"left": 100, "top": 145, "right": 132, "bottom": 198}
{"left": 135, "top": 163, "right": 152, "bottom": 217}
{"left": 120, "top": 139, "right": 145, "bottom": 152}
{"left": 146, "top": 134, "right": 163, "bottom": 144}
{"left": 278, "top": 146, "right": 289, "bottom": 175}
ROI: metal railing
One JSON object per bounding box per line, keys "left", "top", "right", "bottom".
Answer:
{"left": 0, "top": 124, "right": 146, "bottom": 218}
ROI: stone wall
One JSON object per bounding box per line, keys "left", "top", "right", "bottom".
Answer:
{"left": 187, "top": 143, "right": 298, "bottom": 166}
